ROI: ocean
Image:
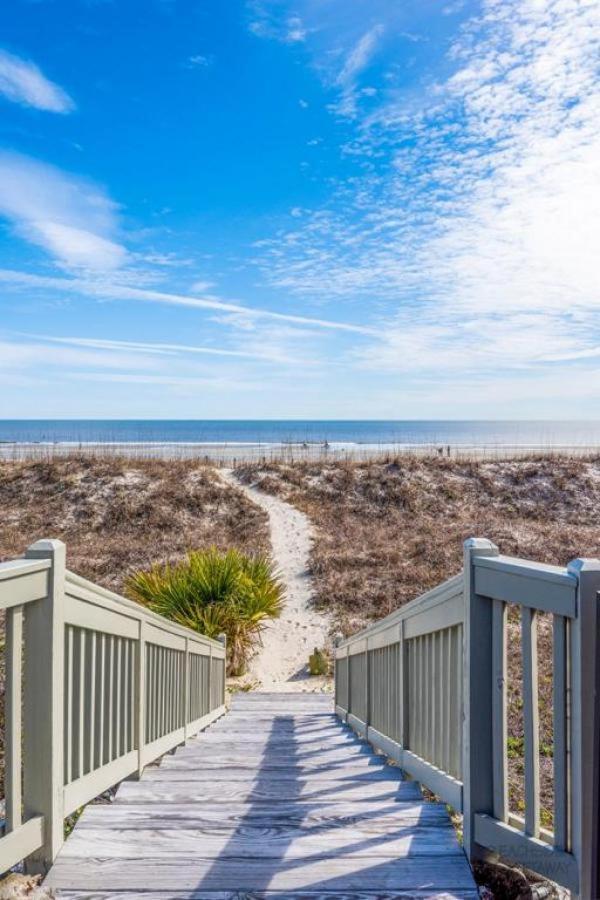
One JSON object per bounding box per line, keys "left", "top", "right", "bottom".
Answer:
{"left": 1, "top": 419, "right": 600, "bottom": 459}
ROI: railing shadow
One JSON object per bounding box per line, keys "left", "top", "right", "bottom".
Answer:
{"left": 192, "top": 705, "right": 465, "bottom": 894}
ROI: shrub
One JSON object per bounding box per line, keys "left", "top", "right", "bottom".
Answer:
{"left": 126, "top": 547, "right": 284, "bottom": 676}
{"left": 307, "top": 646, "right": 331, "bottom": 676}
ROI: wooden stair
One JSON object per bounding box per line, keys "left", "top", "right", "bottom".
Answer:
{"left": 46, "top": 692, "right": 477, "bottom": 898}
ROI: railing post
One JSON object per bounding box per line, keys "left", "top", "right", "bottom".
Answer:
{"left": 399, "top": 619, "right": 409, "bottom": 750}
{"left": 183, "top": 637, "right": 190, "bottom": 741}
{"left": 23, "top": 539, "right": 66, "bottom": 872}
{"left": 217, "top": 633, "right": 226, "bottom": 707}
{"left": 462, "top": 537, "right": 499, "bottom": 863}
{"left": 567, "top": 558, "right": 600, "bottom": 899}
{"left": 136, "top": 619, "right": 146, "bottom": 778}
{"left": 365, "top": 637, "right": 370, "bottom": 729}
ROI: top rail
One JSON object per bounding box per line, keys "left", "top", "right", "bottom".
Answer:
{"left": 335, "top": 539, "right": 600, "bottom": 899}
{"left": 65, "top": 570, "right": 220, "bottom": 652}
{"left": 0, "top": 539, "right": 227, "bottom": 876}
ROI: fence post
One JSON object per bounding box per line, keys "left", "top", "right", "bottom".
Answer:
{"left": 462, "top": 537, "right": 499, "bottom": 863}
{"left": 567, "top": 558, "right": 600, "bottom": 899}
{"left": 399, "top": 619, "right": 409, "bottom": 750}
{"left": 23, "top": 539, "right": 66, "bottom": 872}
{"left": 365, "top": 637, "right": 370, "bottom": 730}
{"left": 183, "top": 636, "right": 190, "bottom": 741}
{"left": 217, "top": 633, "right": 227, "bottom": 706}
{"left": 136, "top": 620, "right": 146, "bottom": 777}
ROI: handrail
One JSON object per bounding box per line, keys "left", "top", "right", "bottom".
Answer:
{"left": 335, "top": 538, "right": 600, "bottom": 900}
{"left": 0, "top": 540, "right": 226, "bottom": 875}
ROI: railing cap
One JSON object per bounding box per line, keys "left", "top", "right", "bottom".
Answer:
{"left": 463, "top": 537, "right": 499, "bottom": 557}
{"left": 25, "top": 538, "right": 66, "bottom": 554}
{"left": 567, "top": 557, "right": 600, "bottom": 578}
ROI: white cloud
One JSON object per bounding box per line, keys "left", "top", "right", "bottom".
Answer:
{"left": 186, "top": 54, "right": 213, "bottom": 68}
{"left": 27, "top": 334, "right": 297, "bottom": 363}
{"left": 248, "top": 4, "right": 307, "bottom": 43}
{"left": 331, "top": 25, "right": 383, "bottom": 118}
{"left": 0, "top": 268, "right": 376, "bottom": 335}
{"left": 0, "top": 152, "right": 127, "bottom": 270}
{"left": 0, "top": 339, "right": 160, "bottom": 373}
{"left": 336, "top": 25, "right": 382, "bottom": 88}
{"left": 190, "top": 278, "right": 216, "bottom": 292}
{"left": 0, "top": 49, "right": 74, "bottom": 113}
{"left": 255, "top": 0, "right": 600, "bottom": 387}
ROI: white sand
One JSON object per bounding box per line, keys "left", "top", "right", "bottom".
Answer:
{"left": 220, "top": 469, "right": 332, "bottom": 692}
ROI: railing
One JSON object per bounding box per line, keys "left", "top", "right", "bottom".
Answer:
{"left": 335, "top": 538, "right": 600, "bottom": 899}
{"left": 0, "top": 539, "right": 226, "bottom": 874}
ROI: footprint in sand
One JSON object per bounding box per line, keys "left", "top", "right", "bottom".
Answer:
{"left": 219, "top": 468, "right": 332, "bottom": 693}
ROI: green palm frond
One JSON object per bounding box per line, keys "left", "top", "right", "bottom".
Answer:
{"left": 125, "top": 546, "right": 285, "bottom": 675}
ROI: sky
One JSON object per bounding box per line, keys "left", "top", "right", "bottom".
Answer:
{"left": 0, "top": 0, "right": 598, "bottom": 419}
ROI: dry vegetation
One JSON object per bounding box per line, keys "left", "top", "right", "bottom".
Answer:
{"left": 237, "top": 453, "right": 600, "bottom": 829}
{"left": 0, "top": 455, "right": 269, "bottom": 590}
{"left": 0, "top": 454, "right": 270, "bottom": 784}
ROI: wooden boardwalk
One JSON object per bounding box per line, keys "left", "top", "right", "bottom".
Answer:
{"left": 46, "top": 693, "right": 477, "bottom": 899}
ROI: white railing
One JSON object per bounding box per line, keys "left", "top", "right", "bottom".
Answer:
{"left": 0, "top": 539, "right": 226, "bottom": 874}
{"left": 335, "top": 538, "right": 600, "bottom": 899}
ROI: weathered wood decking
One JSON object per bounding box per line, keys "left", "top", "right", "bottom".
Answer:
{"left": 46, "top": 693, "right": 477, "bottom": 899}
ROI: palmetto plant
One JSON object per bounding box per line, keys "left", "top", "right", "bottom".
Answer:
{"left": 126, "top": 547, "right": 284, "bottom": 676}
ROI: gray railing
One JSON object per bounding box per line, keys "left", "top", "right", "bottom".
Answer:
{"left": 335, "top": 538, "right": 600, "bottom": 899}
{"left": 0, "top": 539, "right": 226, "bottom": 874}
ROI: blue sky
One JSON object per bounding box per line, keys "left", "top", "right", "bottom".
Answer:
{"left": 0, "top": 0, "right": 598, "bottom": 418}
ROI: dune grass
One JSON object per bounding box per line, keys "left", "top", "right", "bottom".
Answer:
{"left": 236, "top": 453, "right": 600, "bottom": 829}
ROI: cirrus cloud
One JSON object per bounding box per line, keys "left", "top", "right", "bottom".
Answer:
{"left": 0, "top": 152, "right": 128, "bottom": 271}
{"left": 0, "top": 49, "right": 74, "bottom": 113}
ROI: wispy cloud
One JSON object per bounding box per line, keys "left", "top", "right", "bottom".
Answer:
{"left": 336, "top": 26, "right": 382, "bottom": 86}
{"left": 332, "top": 24, "right": 383, "bottom": 118}
{"left": 0, "top": 49, "right": 74, "bottom": 113}
{"left": 0, "top": 152, "right": 127, "bottom": 270}
{"left": 248, "top": 3, "right": 307, "bottom": 43}
{"left": 26, "top": 333, "right": 298, "bottom": 363}
{"left": 0, "top": 268, "right": 376, "bottom": 335}
{"left": 254, "top": 0, "right": 600, "bottom": 388}
{"left": 185, "top": 54, "right": 213, "bottom": 69}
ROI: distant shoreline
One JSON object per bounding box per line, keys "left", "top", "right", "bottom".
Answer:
{"left": 2, "top": 440, "right": 600, "bottom": 462}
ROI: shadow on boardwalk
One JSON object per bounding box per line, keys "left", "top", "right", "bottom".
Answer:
{"left": 45, "top": 693, "right": 477, "bottom": 898}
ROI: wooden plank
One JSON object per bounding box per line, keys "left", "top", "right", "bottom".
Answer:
{"left": 0, "top": 557, "right": 50, "bottom": 582}
{"left": 335, "top": 574, "right": 463, "bottom": 654}
{"left": 347, "top": 713, "right": 367, "bottom": 737}
{"left": 63, "top": 751, "right": 138, "bottom": 817}
{"left": 45, "top": 855, "right": 477, "bottom": 892}
{"left": 162, "top": 755, "right": 385, "bottom": 771}
{"left": 401, "top": 749, "right": 463, "bottom": 813}
{"left": 172, "top": 748, "right": 383, "bottom": 766}
{"left": 474, "top": 562, "right": 576, "bottom": 618}
{"left": 521, "top": 606, "right": 540, "bottom": 838}
{"left": 143, "top": 767, "right": 405, "bottom": 783}
{"left": 60, "top": 823, "right": 462, "bottom": 859}
{"left": 74, "top": 799, "right": 451, "bottom": 829}
{"left": 5, "top": 604, "right": 24, "bottom": 831}
{"left": 0, "top": 568, "right": 49, "bottom": 609}
{"left": 552, "top": 614, "right": 568, "bottom": 851}
{"left": 403, "top": 593, "right": 463, "bottom": 640}
{"left": 49, "top": 891, "right": 480, "bottom": 899}
{"left": 213, "top": 726, "right": 343, "bottom": 737}
{"left": 190, "top": 738, "right": 364, "bottom": 752}
{"left": 47, "top": 690, "right": 476, "bottom": 899}
{"left": 115, "top": 779, "right": 423, "bottom": 803}
{"left": 473, "top": 813, "right": 579, "bottom": 893}
{"left": 0, "top": 815, "right": 44, "bottom": 873}
{"left": 140, "top": 727, "right": 186, "bottom": 766}
{"left": 492, "top": 599, "right": 507, "bottom": 822}
{"left": 65, "top": 594, "right": 138, "bottom": 640}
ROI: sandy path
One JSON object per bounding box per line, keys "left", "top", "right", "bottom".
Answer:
{"left": 219, "top": 469, "right": 332, "bottom": 692}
